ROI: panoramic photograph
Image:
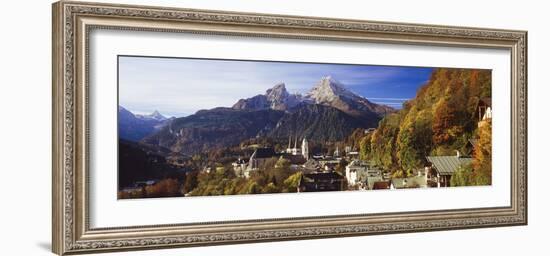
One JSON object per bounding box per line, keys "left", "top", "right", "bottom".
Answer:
{"left": 117, "top": 56, "right": 492, "bottom": 199}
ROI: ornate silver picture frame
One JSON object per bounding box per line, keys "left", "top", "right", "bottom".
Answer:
{"left": 52, "top": 1, "right": 527, "bottom": 255}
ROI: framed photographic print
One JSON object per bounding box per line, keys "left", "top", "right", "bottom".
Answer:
{"left": 52, "top": 1, "right": 527, "bottom": 255}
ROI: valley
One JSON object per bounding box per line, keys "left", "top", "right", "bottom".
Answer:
{"left": 118, "top": 69, "right": 492, "bottom": 199}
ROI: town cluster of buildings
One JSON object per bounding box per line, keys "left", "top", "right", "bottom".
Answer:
{"left": 230, "top": 135, "right": 350, "bottom": 192}
{"left": 230, "top": 137, "right": 470, "bottom": 191}
{"left": 230, "top": 97, "right": 492, "bottom": 193}
{"left": 230, "top": 132, "right": 475, "bottom": 192}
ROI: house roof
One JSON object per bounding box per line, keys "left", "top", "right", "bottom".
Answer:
{"left": 426, "top": 156, "right": 472, "bottom": 176}
{"left": 347, "top": 160, "right": 366, "bottom": 167}
{"left": 303, "top": 159, "right": 321, "bottom": 170}
{"left": 302, "top": 171, "right": 344, "bottom": 182}
{"left": 480, "top": 97, "right": 492, "bottom": 108}
{"left": 366, "top": 176, "right": 384, "bottom": 190}
{"left": 253, "top": 148, "right": 277, "bottom": 159}
{"left": 372, "top": 181, "right": 390, "bottom": 190}
{"left": 299, "top": 171, "right": 345, "bottom": 192}
{"left": 283, "top": 154, "right": 307, "bottom": 165}
{"left": 235, "top": 158, "right": 248, "bottom": 164}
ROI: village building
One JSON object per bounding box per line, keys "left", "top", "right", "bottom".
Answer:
{"left": 390, "top": 170, "right": 428, "bottom": 189}
{"left": 297, "top": 171, "right": 345, "bottom": 192}
{"left": 312, "top": 154, "right": 325, "bottom": 160}
{"left": 285, "top": 135, "right": 310, "bottom": 160}
{"left": 245, "top": 147, "right": 277, "bottom": 178}
{"left": 476, "top": 97, "right": 492, "bottom": 122}
{"left": 346, "top": 151, "right": 360, "bottom": 159}
{"left": 345, "top": 160, "right": 369, "bottom": 186}
{"left": 345, "top": 160, "right": 384, "bottom": 189}
{"left": 426, "top": 152, "right": 473, "bottom": 187}
{"left": 281, "top": 154, "right": 307, "bottom": 170}
{"left": 344, "top": 146, "right": 352, "bottom": 154}
{"left": 318, "top": 159, "right": 340, "bottom": 171}
{"left": 303, "top": 158, "right": 322, "bottom": 172}
{"left": 365, "top": 167, "right": 384, "bottom": 190}
{"left": 302, "top": 138, "right": 309, "bottom": 160}
{"left": 333, "top": 147, "right": 341, "bottom": 158}
{"left": 288, "top": 135, "right": 301, "bottom": 155}
{"left": 372, "top": 181, "right": 391, "bottom": 190}
{"left": 366, "top": 176, "right": 384, "bottom": 190}
{"left": 248, "top": 147, "right": 277, "bottom": 170}
{"left": 232, "top": 157, "right": 248, "bottom": 177}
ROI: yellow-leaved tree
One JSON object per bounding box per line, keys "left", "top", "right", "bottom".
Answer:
{"left": 472, "top": 121, "right": 492, "bottom": 185}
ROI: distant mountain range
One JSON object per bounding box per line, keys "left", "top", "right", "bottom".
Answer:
{"left": 135, "top": 110, "right": 169, "bottom": 122}
{"left": 141, "top": 107, "right": 285, "bottom": 154}
{"left": 121, "top": 76, "right": 395, "bottom": 154}
{"left": 118, "top": 106, "right": 173, "bottom": 141}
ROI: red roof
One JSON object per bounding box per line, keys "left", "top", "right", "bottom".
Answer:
{"left": 372, "top": 181, "right": 390, "bottom": 190}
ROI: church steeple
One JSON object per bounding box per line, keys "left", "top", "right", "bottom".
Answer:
{"left": 301, "top": 137, "right": 309, "bottom": 160}
{"left": 288, "top": 135, "right": 292, "bottom": 149}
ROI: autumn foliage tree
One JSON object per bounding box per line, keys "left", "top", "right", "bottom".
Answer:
{"left": 182, "top": 171, "right": 198, "bottom": 194}
{"left": 472, "top": 121, "right": 492, "bottom": 185}
{"left": 432, "top": 99, "right": 461, "bottom": 145}
{"left": 144, "top": 178, "right": 180, "bottom": 198}
{"left": 451, "top": 121, "right": 492, "bottom": 186}
{"left": 355, "top": 68, "right": 491, "bottom": 179}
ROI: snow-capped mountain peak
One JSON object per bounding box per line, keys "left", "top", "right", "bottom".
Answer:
{"left": 306, "top": 76, "right": 356, "bottom": 103}
{"left": 150, "top": 110, "right": 165, "bottom": 120}
{"left": 266, "top": 83, "right": 289, "bottom": 102}
{"left": 232, "top": 82, "right": 301, "bottom": 111}
{"left": 232, "top": 76, "right": 394, "bottom": 116}
{"left": 136, "top": 110, "right": 167, "bottom": 121}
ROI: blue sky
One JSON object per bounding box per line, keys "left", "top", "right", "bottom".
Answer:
{"left": 119, "top": 56, "right": 434, "bottom": 117}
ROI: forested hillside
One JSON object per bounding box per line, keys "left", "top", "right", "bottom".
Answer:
{"left": 358, "top": 68, "right": 491, "bottom": 183}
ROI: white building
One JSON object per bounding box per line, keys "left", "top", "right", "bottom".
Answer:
{"left": 286, "top": 135, "right": 301, "bottom": 155}
{"left": 301, "top": 137, "right": 309, "bottom": 160}
{"left": 345, "top": 160, "right": 369, "bottom": 186}
{"left": 285, "top": 134, "right": 309, "bottom": 160}
{"left": 232, "top": 158, "right": 248, "bottom": 177}
{"left": 390, "top": 171, "right": 428, "bottom": 189}
{"left": 334, "top": 147, "right": 340, "bottom": 158}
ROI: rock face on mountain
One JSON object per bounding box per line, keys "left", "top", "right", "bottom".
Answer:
{"left": 232, "top": 83, "right": 301, "bottom": 111}
{"left": 141, "top": 108, "right": 285, "bottom": 154}
{"left": 304, "top": 76, "right": 394, "bottom": 124}
{"left": 268, "top": 103, "right": 365, "bottom": 142}
{"left": 233, "top": 77, "right": 393, "bottom": 119}
{"left": 118, "top": 106, "right": 171, "bottom": 141}
{"left": 141, "top": 76, "right": 394, "bottom": 154}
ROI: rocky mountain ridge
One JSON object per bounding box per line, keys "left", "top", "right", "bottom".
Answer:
{"left": 124, "top": 76, "right": 396, "bottom": 154}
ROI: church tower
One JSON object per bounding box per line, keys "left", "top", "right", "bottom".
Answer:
{"left": 334, "top": 147, "right": 340, "bottom": 157}
{"left": 286, "top": 135, "right": 292, "bottom": 154}
{"left": 301, "top": 137, "right": 309, "bottom": 160}
{"left": 291, "top": 135, "right": 300, "bottom": 155}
